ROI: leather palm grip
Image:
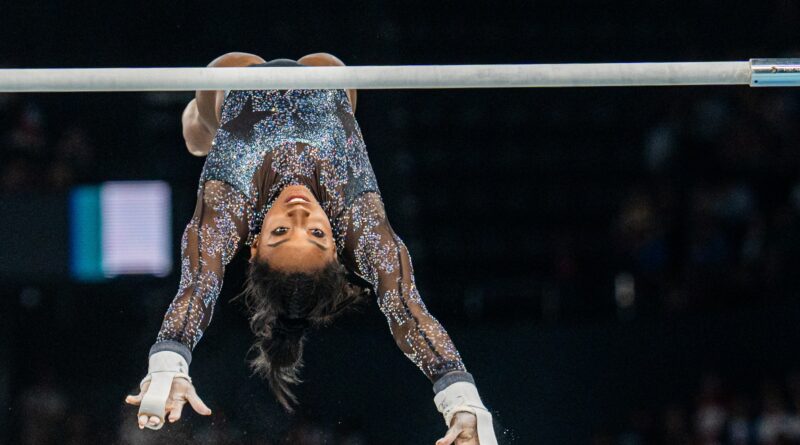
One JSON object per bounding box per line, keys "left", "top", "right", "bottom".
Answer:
{"left": 434, "top": 381, "right": 498, "bottom": 445}
{"left": 138, "top": 351, "right": 190, "bottom": 430}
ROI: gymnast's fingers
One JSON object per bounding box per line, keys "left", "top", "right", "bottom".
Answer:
{"left": 456, "top": 429, "right": 479, "bottom": 445}
{"left": 125, "top": 379, "right": 149, "bottom": 406}
{"left": 125, "top": 393, "right": 142, "bottom": 406}
{"left": 436, "top": 424, "right": 462, "bottom": 445}
{"left": 146, "top": 415, "right": 161, "bottom": 428}
{"left": 167, "top": 399, "right": 187, "bottom": 423}
{"left": 186, "top": 385, "right": 212, "bottom": 415}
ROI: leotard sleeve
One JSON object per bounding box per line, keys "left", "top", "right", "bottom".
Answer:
{"left": 149, "top": 180, "right": 250, "bottom": 363}
{"left": 341, "top": 192, "right": 468, "bottom": 383}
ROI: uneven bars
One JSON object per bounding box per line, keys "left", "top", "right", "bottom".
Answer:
{"left": 0, "top": 59, "right": 797, "bottom": 92}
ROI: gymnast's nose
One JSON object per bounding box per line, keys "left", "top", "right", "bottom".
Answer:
{"left": 287, "top": 207, "right": 310, "bottom": 223}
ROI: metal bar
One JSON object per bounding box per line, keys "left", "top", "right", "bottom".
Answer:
{"left": 750, "top": 59, "right": 800, "bottom": 87}
{"left": 0, "top": 62, "right": 759, "bottom": 92}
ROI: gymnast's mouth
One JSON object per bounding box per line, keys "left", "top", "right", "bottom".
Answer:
{"left": 285, "top": 195, "right": 311, "bottom": 204}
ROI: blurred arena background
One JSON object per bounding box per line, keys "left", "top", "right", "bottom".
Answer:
{"left": 2, "top": 1, "right": 800, "bottom": 443}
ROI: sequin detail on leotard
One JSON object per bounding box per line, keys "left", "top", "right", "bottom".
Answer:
{"left": 155, "top": 88, "right": 465, "bottom": 381}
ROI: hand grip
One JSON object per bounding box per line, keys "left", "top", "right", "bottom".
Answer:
{"left": 475, "top": 408, "right": 497, "bottom": 445}
{"left": 138, "top": 371, "right": 176, "bottom": 430}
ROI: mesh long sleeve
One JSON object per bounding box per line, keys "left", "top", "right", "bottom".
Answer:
{"left": 342, "top": 193, "right": 467, "bottom": 381}
{"left": 154, "top": 180, "right": 250, "bottom": 354}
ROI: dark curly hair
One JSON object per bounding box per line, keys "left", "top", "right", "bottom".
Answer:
{"left": 238, "top": 259, "right": 367, "bottom": 411}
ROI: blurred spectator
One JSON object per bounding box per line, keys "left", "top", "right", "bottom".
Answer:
{"left": 610, "top": 372, "right": 800, "bottom": 444}
{"left": 695, "top": 374, "right": 728, "bottom": 444}
{"left": 6, "top": 103, "right": 46, "bottom": 155}
{"left": 17, "top": 367, "right": 68, "bottom": 445}
{"left": 1, "top": 99, "right": 93, "bottom": 194}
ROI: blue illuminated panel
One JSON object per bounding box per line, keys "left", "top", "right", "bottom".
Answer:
{"left": 70, "top": 181, "right": 172, "bottom": 281}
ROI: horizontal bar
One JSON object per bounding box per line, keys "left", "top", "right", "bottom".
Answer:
{"left": 0, "top": 61, "right": 777, "bottom": 92}
{"left": 750, "top": 58, "right": 800, "bottom": 87}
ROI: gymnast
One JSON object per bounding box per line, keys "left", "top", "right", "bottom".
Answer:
{"left": 124, "top": 52, "right": 497, "bottom": 445}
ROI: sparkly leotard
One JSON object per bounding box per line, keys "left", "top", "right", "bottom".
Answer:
{"left": 150, "top": 61, "right": 468, "bottom": 385}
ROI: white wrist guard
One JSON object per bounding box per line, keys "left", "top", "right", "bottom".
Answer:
{"left": 138, "top": 351, "right": 191, "bottom": 430}
{"left": 434, "top": 381, "right": 498, "bottom": 445}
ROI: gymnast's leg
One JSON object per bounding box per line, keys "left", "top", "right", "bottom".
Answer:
{"left": 182, "top": 52, "right": 266, "bottom": 157}
{"left": 297, "top": 52, "right": 357, "bottom": 112}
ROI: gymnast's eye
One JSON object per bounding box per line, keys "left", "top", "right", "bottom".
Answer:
{"left": 310, "top": 228, "right": 325, "bottom": 238}
{"left": 272, "top": 227, "right": 289, "bottom": 235}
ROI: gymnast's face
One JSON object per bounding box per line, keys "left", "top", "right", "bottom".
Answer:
{"left": 250, "top": 185, "right": 336, "bottom": 272}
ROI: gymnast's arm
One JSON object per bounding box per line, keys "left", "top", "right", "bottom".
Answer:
{"left": 125, "top": 180, "right": 250, "bottom": 429}
{"left": 182, "top": 52, "right": 266, "bottom": 157}
{"left": 342, "top": 193, "right": 495, "bottom": 444}
{"left": 344, "top": 194, "right": 468, "bottom": 380}
{"left": 152, "top": 180, "right": 249, "bottom": 357}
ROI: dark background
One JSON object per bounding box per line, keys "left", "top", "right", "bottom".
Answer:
{"left": 2, "top": 1, "right": 800, "bottom": 443}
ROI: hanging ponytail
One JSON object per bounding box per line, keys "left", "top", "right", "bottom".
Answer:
{"left": 239, "top": 260, "right": 366, "bottom": 411}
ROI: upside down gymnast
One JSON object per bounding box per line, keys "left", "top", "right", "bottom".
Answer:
{"left": 124, "top": 52, "right": 498, "bottom": 445}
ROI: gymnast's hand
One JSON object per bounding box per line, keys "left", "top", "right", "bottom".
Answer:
{"left": 437, "top": 411, "right": 480, "bottom": 445}
{"left": 124, "top": 375, "right": 211, "bottom": 429}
